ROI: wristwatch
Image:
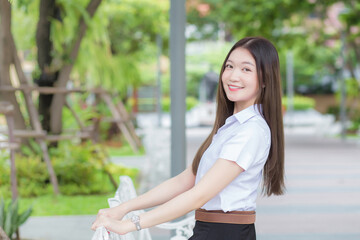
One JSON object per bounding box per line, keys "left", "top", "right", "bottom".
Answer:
{"left": 131, "top": 215, "right": 141, "bottom": 231}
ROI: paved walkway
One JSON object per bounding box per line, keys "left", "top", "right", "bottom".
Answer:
{"left": 256, "top": 135, "right": 360, "bottom": 240}
{"left": 20, "top": 125, "right": 360, "bottom": 239}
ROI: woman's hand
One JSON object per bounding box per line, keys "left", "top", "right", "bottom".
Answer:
{"left": 95, "top": 206, "right": 127, "bottom": 221}
{"left": 91, "top": 214, "right": 134, "bottom": 235}
{"left": 91, "top": 206, "right": 128, "bottom": 232}
{"left": 91, "top": 214, "right": 113, "bottom": 231}
{"left": 91, "top": 215, "right": 121, "bottom": 233}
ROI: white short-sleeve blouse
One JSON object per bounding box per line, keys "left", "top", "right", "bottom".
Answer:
{"left": 195, "top": 104, "right": 271, "bottom": 212}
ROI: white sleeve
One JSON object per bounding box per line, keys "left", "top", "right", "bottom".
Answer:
{"left": 219, "top": 123, "right": 268, "bottom": 171}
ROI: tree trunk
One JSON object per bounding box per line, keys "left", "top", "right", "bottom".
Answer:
{"left": 36, "top": 0, "right": 59, "bottom": 132}
{"left": 0, "top": 0, "right": 26, "bottom": 130}
{"left": 50, "top": 0, "right": 102, "bottom": 135}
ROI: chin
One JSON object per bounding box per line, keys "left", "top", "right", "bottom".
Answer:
{"left": 226, "top": 96, "right": 241, "bottom": 102}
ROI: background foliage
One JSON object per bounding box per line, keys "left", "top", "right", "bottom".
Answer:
{"left": 187, "top": 0, "right": 360, "bottom": 96}
{"left": 12, "top": 0, "right": 169, "bottom": 95}
{"left": 4, "top": 1, "right": 359, "bottom": 210}
{"left": 0, "top": 142, "right": 139, "bottom": 198}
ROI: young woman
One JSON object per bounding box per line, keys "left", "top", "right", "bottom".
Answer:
{"left": 91, "top": 36, "right": 285, "bottom": 239}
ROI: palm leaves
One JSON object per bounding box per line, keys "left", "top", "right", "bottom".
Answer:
{"left": 0, "top": 199, "right": 32, "bottom": 239}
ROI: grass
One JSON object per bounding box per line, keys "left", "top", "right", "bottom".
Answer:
{"left": 17, "top": 194, "right": 114, "bottom": 216}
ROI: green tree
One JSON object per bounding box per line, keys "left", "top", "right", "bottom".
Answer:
{"left": 186, "top": 0, "right": 360, "bottom": 95}
{"left": 7, "top": 0, "right": 169, "bottom": 136}
{"left": 74, "top": 0, "right": 169, "bottom": 92}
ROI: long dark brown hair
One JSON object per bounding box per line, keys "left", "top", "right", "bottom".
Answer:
{"left": 192, "top": 37, "right": 285, "bottom": 196}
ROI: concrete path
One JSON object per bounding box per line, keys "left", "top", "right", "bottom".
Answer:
{"left": 20, "top": 126, "right": 360, "bottom": 239}
{"left": 256, "top": 135, "right": 360, "bottom": 240}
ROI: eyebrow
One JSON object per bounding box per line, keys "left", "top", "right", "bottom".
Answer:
{"left": 227, "top": 59, "right": 255, "bottom": 66}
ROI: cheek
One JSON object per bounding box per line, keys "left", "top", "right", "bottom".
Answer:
{"left": 221, "top": 75, "right": 226, "bottom": 86}
{"left": 251, "top": 75, "right": 259, "bottom": 89}
{"left": 221, "top": 72, "right": 229, "bottom": 84}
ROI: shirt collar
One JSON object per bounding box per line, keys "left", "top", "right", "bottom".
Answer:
{"left": 233, "top": 104, "right": 262, "bottom": 124}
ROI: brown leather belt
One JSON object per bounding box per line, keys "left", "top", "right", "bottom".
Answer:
{"left": 195, "top": 209, "right": 256, "bottom": 224}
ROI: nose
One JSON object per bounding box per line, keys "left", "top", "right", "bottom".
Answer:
{"left": 229, "top": 68, "right": 242, "bottom": 82}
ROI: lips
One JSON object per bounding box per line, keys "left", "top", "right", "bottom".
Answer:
{"left": 228, "top": 84, "right": 244, "bottom": 91}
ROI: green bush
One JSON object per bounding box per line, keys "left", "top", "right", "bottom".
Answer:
{"left": 161, "top": 96, "right": 199, "bottom": 112}
{"left": 0, "top": 141, "right": 139, "bottom": 198}
{"left": 186, "top": 70, "right": 206, "bottom": 98}
{"left": 62, "top": 99, "right": 100, "bottom": 131}
{"left": 186, "top": 97, "right": 199, "bottom": 111}
{"left": 16, "top": 156, "right": 51, "bottom": 197}
{"left": 0, "top": 151, "right": 10, "bottom": 187}
{"left": 282, "top": 95, "right": 315, "bottom": 111}
{"left": 348, "top": 110, "right": 360, "bottom": 133}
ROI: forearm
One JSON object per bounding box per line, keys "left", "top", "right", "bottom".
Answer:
{"left": 106, "top": 188, "right": 203, "bottom": 235}
{"left": 130, "top": 159, "right": 244, "bottom": 231}
{"left": 93, "top": 195, "right": 197, "bottom": 236}
{"left": 117, "top": 167, "right": 195, "bottom": 215}
{"left": 139, "top": 187, "right": 204, "bottom": 229}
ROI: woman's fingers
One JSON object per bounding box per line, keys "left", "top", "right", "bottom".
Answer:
{"left": 92, "top": 215, "right": 106, "bottom": 230}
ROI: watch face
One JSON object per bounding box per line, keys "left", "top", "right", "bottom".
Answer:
{"left": 131, "top": 215, "right": 141, "bottom": 231}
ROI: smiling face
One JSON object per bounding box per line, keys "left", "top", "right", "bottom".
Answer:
{"left": 221, "top": 47, "right": 259, "bottom": 113}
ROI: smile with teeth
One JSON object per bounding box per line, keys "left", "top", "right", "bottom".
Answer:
{"left": 228, "top": 84, "right": 244, "bottom": 91}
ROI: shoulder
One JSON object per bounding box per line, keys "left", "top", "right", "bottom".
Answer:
{"left": 232, "top": 105, "right": 270, "bottom": 139}
{"left": 235, "top": 115, "right": 270, "bottom": 141}
{"left": 218, "top": 115, "right": 270, "bottom": 170}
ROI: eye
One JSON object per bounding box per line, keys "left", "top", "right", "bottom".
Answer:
{"left": 242, "top": 67, "right": 251, "bottom": 72}
{"left": 225, "top": 63, "right": 233, "bottom": 69}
